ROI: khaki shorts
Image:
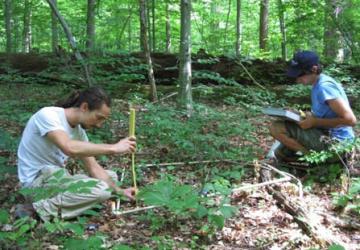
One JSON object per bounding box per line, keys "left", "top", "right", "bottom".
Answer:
{"left": 275, "top": 121, "right": 329, "bottom": 159}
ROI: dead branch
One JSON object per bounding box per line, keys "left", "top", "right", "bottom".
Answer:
{"left": 139, "top": 159, "right": 240, "bottom": 168}
{"left": 261, "top": 161, "right": 303, "bottom": 198}
{"left": 231, "top": 177, "right": 291, "bottom": 193}
{"left": 235, "top": 60, "right": 266, "bottom": 89}
{"left": 318, "top": 212, "right": 360, "bottom": 230}
{"left": 114, "top": 205, "right": 161, "bottom": 216}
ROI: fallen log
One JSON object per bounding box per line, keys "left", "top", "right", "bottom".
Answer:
{"left": 319, "top": 212, "right": 360, "bottom": 230}
{"left": 259, "top": 161, "right": 346, "bottom": 247}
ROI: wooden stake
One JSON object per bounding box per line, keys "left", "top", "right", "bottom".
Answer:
{"left": 114, "top": 205, "right": 161, "bottom": 216}
{"left": 129, "top": 108, "right": 137, "bottom": 190}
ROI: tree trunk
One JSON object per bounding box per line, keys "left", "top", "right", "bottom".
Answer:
{"left": 178, "top": 0, "right": 193, "bottom": 116}
{"left": 13, "top": 13, "right": 20, "bottom": 53}
{"left": 23, "top": 0, "right": 32, "bottom": 53}
{"left": 128, "top": 3, "right": 132, "bottom": 51}
{"left": 223, "top": 0, "right": 231, "bottom": 53}
{"left": 259, "top": 0, "right": 269, "bottom": 51}
{"left": 146, "top": 0, "right": 152, "bottom": 52}
{"left": 235, "top": 0, "right": 242, "bottom": 57}
{"left": 323, "top": 0, "right": 340, "bottom": 62}
{"left": 209, "top": 2, "right": 219, "bottom": 52}
{"left": 139, "top": 0, "right": 158, "bottom": 102}
{"left": 86, "top": 0, "right": 96, "bottom": 51}
{"left": 152, "top": 0, "right": 155, "bottom": 52}
{"left": 165, "top": 1, "right": 171, "bottom": 53}
{"left": 46, "top": 0, "right": 93, "bottom": 86}
{"left": 139, "top": 0, "right": 148, "bottom": 52}
{"left": 277, "top": 0, "right": 287, "bottom": 60}
{"left": 117, "top": 6, "right": 133, "bottom": 49}
{"left": 51, "top": 0, "right": 59, "bottom": 53}
{"left": 4, "top": 0, "right": 13, "bottom": 53}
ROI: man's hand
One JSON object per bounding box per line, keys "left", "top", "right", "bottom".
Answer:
{"left": 298, "top": 112, "right": 316, "bottom": 129}
{"left": 112, "top": 136, "right": 136, "bottom": 154}
{"left": 118, "top": 187, "right": 137, "bottom": 200}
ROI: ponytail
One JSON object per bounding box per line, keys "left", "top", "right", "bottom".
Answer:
{"left": 55, "top": 90, "right": 81, "bottom": 108}
{"left": 55, "top": 87, "right": 111, "bottom": 110}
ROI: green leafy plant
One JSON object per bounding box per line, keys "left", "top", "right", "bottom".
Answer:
{"left": 138, "top": 176, "right": 237, "bottom": 239}
{"left": 193, "top": 70, "right": 239, "bottom": 86}
{"left": 332, "top": 178, "right": 360, "bottom": 214}
{"left": 63, "top": 234, "right": 104, "bottom": 250}
{"left": 284, "top": 84, "right": 311, "bottom": 99}
{"left": 0, "top": 217, "right": 37, "bottom": 247}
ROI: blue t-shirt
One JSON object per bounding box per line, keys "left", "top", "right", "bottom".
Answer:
{"left": 311, "top": 74, "right": 354, "bottom": 141}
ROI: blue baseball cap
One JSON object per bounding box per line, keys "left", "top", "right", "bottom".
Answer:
{"left": 287, "top": 51, "right": 319, "bottom": 78}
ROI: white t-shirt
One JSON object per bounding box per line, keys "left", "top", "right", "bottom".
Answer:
{"left": 17, "top": 107, "right": 88, "bottom": 187}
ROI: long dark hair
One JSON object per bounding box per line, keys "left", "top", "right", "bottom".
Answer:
{"left": 55, "top": 87, "right": 111, "bottom": 110}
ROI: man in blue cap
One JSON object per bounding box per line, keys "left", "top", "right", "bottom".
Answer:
{"left": 269, "top": 50, "right": 356, "bottom": 164}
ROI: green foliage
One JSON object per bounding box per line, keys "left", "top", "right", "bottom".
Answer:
{"left": 193, "top": 70, "right": 239, "bottom": 86}
{"left": 0, "top": 209, "right": 9, "bottom": 225}
{"left": 139, "top": 176, "right": 237, "bottom": 236}
{"left": 195, "top": 58, "right": 220, "bottom": 65}
{"left": 0, "top": 128, "right": 18, "bottom": 152}
{"left": 284, "top": 84, "right": 311, "bottom": 99}
{"left": 151, "top": 235, "right": 178, "bottom": 250}
{"left": 328, "top": 244, "right": 346, "bottom": 250}
{"left": 139, "top": 178, "right": 200, "bottom": 215}
{"left": 63, "top": 234, "right": 104, "bottom": 250}
{"left": 2, "top": 0, "right": 360, "bottom": 61}
{"left": 332, "top": 178, "right": 360, "bottom": 214}
{"left": 138, "top": 211, "right": 166, "bottom": 232}
{"left": 138, "top": 102, "right": 257, "bottom": 162}
{"left": 301, "top": 139, "right": 357, "bottom": 165}
{"left": 219, "top": 86, "right": 283, "bottom": 110}
{"left": 0, "top": 217, "right": 37, "bottom": 247}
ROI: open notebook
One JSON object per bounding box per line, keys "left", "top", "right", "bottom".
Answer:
{"left": 262, "top": 107, "right": 301, "bottom": 122}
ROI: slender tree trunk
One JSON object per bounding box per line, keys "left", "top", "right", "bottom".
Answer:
{"left": 146, "top": 0, "right": 152, "bottom": 52}
{"left": 4, "top": 0, "right": 13, "bottom": 53}
{"left": 323, "top": 0, "right": 340, "bottom": 62}
{"left": 128, "top": 12, "right": 132, "bottom": 50}
{"left": 117, "top": 8, "right": 133, "bottom": 49}
{"left": 14, "top": 14, "right": 20, "bottom": 52}
{"left": 259, "top": 0, "right": 269, "bottom": 51}
{"left": 86, "top": 0, "right": 96, "bottom": 51}
{"left": 51, "top": 0, "right": 59, "bottom": 53}
{"left": 223, "top": 0, "right": 231, "bottom": 53}
{"left": 328, "top": 10, "right": 358, "bottom": 62}
{"left": 152, "top": 0, "right": 155, "bottom": 51}
{"left": 165, "top": 1, "right": 171, "bottom": 52}
{"left": 210, "top": 2, "right": 219, "bottom": 52}
{"left": 277, "top": 0, "right": 287, "bottom": 60}
{"left": 178, "top": 0, "right": 193, "bottom": 116}
{"left": 23, "top": 0, "right": 32, "bottom": 53}
{"left": 46, "top": 0, "right": 93, "bottom": 86}
{"left": 128, "top": 2, "right": 132, "bottom": 51}
{"left": 139, "top": 0, "right": 146, "bottom": 52}
{"left": 235, "top": 0, "right": 242, "bottom": 57}
{"left": 139, "top": 0, "right": 158, "bottom": 101}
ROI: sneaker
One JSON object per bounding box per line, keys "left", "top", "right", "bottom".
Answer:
{"left": 349, "top": 167, "right": 360, "bottom": 177}
{"left": 14, "top": 204, "right": 38, "bottom": 220}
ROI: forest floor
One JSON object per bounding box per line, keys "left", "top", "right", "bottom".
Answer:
{"left": 0, "top": 80, "right": 359, "bottom": 250}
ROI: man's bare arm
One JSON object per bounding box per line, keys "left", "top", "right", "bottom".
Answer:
{"left": 299, "top": 98, "right": 356, "bottom": 129}
{"left": 81, "top": 156, "right": 136, "bottom": 199}
{"left": 46, "top": 130, "right": 136, "bottom": 157}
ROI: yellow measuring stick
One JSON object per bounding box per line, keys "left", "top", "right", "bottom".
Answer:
{"left": 129, "top": 108, "right": 137, "bottom": 191}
